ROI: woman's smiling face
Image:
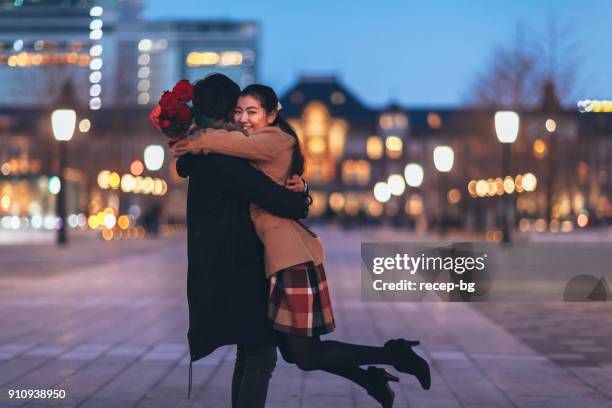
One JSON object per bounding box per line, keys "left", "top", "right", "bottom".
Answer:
{"left": 233, "top": 95, "right": 276, "bottom": 134}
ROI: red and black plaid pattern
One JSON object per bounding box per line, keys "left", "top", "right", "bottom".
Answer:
{"left": 268, "top": 262, "right": 336, "bottom": 337}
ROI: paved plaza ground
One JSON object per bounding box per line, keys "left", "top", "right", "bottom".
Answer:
{"left": 0, "top": 227, "right": 611, "bottom": 407}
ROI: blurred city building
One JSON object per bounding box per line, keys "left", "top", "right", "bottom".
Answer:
{"left": 0, "top": 0, "right": 258, "bottom": 109}
{"left": 0, "top": 2, "right": 610, "bottom": 240}
{"left": 281, "top": 75, "right": 612, "bottom": 235}
{"left": 0, "top": 0, "right": 257, "bottom": 238}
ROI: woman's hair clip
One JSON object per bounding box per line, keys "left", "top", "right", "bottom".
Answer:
{"left": 276, "top": 101, "right": 282, "bottom": 112}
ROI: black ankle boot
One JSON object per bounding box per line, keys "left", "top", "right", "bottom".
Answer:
{"left": 363, "top": 366, "right": 399, "bottom": 408}
{"left": 384, "top": 339, "right": 431, "bottom": 390}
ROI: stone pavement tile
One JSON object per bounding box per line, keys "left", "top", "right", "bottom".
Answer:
{"left": 301, "top": 372, "right": 353, "bottom": 408}
{"left": 432, "top": 358, "right": 515, "bottom": 408}
{"left": 365, "top": 302, "right": 470, "bottom": 407}
{"left": 141, "top": 343, "right": 187, "bottom": 361}
{"left": 106, "top": 345, "right": 148, "bottom": 358}
{"left": 0, "top": 300, "right": 112, "bottom": 346}
{"left": 78, "top": 359, "right": 178, "bottom": 408}
{"left": 136, "top": 348, "right": 231, "bottom": 408}
{"left": 0, "top": 300, "right": 175, "bottom": 394}
{"left": 571, "top": 346, "right": 610, "bottom": 353}
{"left": 24, "top": 346, "right": 67, "bottom": 358}
{"left": 475, "top": 358, "right": 612, "bottom": 407}
{"left": 190, "top": 352, "right": 236, "bottom": 408}
{"left": 560, "top": 339, "right": 599, "bottom": 346}
{"left": 58, "top": 344, "right": 112, "bottom": 360}
{"left": 0, "top": 344, "right": 36, "bottom": 363}
{"left": 474, "top": 302, "right": 612, "bottom": 369}
{"left": 0, "top": 356, "right": 57, "bottom": 388}
{"left": 568, "top": 366, "right": 612, "bottom": 399}
{"left": 396, "top": 382, "right": 463, "bottom": 408}
{"left": 23, "top": 356, "right": 138, "bottom": 408}
{"left": 0, "top": 390, "right": 39, "bottom": 408}
{"left": 62, "top": 322, "right": 188, "bottom": 406}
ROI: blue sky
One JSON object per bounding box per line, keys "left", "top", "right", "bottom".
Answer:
{"left": 146, "top": 0, "right": 612, "bottom": 108}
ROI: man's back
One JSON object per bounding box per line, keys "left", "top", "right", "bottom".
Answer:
{"left": 176, "top": 153, "right": 308, "bottom": 361}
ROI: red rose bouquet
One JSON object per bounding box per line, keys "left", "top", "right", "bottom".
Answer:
{"left": 148, "top": 79, "right": 194, "bottom": 144}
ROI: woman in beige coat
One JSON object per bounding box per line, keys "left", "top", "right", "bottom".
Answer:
{"left": 173, "top": 84, "right": 430, "bottom": 407}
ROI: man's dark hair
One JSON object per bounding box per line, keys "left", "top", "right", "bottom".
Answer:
{"left": 192, "top": 73, "right": 240, "bottom": 121}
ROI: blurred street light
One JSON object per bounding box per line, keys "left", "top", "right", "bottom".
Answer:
{"left": 51, "top": 108, "right": 76, "bottom": 246}
{"left": 373, "top": 182, "right": 391, "bottom": 203}
{"left": 387, "top": 174, "right": 406, "bottom": 196}
{"left": 433, "top": 145, "right": 454, "bottom": 235}
{"left": 495, "top": 111, "right": 520, "bottom": 243}
{"left": 144, "top": 145, "right": 164, "bottom": 171}
{"left": 433, "top": 146, "right": 454, "bottom": 172}
{"left": 404, "top": 163, "right": 424, "bottom": 187}
{"left": 494, "top": 111, "right": 519, "bottom": 143}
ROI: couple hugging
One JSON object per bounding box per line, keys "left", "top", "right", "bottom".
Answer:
{"left": 169, "top": 73, "right": 430, "bottom": 408}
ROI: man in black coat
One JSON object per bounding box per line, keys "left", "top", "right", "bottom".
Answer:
{"left": 175, "top": 74, "right": 309, "bottom": 407}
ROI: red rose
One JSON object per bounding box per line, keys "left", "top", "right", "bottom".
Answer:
{"left": 148, "top": 105, "right": 162, "bottom": 131}
{"left": 161, "top": 119, "right": 171, "bottom": 129}
{"left": 176, "top": 103, "right": 192, "bottom": 122}
{"left": 159, "top": 91, "right": 180, "bottom": 116}
{"left": 172, "top": 79, "right": 194, "bottom": 102}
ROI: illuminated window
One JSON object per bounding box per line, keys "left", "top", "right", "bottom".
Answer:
{"left": 342, "top": 160, "right": 370, "bottom": 185}
{"left": 307, "top": 138, "right": 326, "bottom": 155}
{"left": 394, "top": 113, "right": 408, "bottom": 129}
{"left": 330, "top": 91, "right": 346, "bottom": 105}
{"left": 342, "top": 160, "right": 355, "bottom": 183}
{"left": 186, "top": 52, "right": 224, "bottom": 67}
{"left": 355, "top": 160, "right": 371, "bottom": 185}
{"left": 385, "top": 136, "right": 403, "bottom": 159}
{"left": 138, "top": 39, "right": 152, "bottom": 52}
{"left": 137, "top": 67, "right": 150, "bottom": 78}
{"left": 137, "top": 80, "right": 150, "bottom": 92}
{"left": 533, "top": 139, "right": 547, "bottom": 159}
{"left": 367, "top": 136, "right": 383, "bottom": 160}
{"left": 219, "top": 51, "right": 243, "bottom": 66}
{"left": 304, "top": 102, "right": 329, "bottom": 137}
{"left": 328, "top": 119, "right": 347, "bottom": 159}
{"left": 379, "top": 114, "right": 393, "bottom": 130}
{"left": 427, "top": 112, "right": 442, "bottom": 129}
{"left": 138, "top": 54, "right": 150, "bottom": 65}
{"left": 137, "top": 93, "right": 150, "bottom": 105}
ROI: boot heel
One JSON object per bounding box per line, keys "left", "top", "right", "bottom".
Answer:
{"left": 385, "top": 373, "right": 400, "bottom": 382}
{"left": 368, "top": 366, "right": 400, "bottom": 382}
{"left": 384, "top": 339, "right": 431, "bottom": 390}
{"left": 365, "top": 366, "right": 397, "bottom": 407}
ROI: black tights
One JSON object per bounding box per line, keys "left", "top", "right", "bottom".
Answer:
{"left": 276, "top": 333, "right": 393, "bottom": 388}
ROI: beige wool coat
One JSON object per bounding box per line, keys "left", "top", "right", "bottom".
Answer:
{"left": 191, "top": 126, "right": 325, "bottom": 277}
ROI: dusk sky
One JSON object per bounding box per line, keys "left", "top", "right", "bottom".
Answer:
{"left": 146, "top": 1, "right": 612, "bottom": 108}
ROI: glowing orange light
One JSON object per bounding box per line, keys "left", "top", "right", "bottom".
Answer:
{"left": 102, "top": 228, "right": 113, "bottom": 240}
{"left": 130, "top": 160, "right": 144, "bottom": 176}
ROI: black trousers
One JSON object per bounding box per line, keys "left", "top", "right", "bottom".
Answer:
{"left": 231, "top": 344, "right": 277, "bottom": 408}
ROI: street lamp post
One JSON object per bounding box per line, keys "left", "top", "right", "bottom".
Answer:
{"left": 433, "top": 145, "right": 454, "bottom": 236}
{"left": 51, "top": 109, "right": 76, "bottom": 246}
{"left": 494, "top": 111, "right": 520, "bottom": 243}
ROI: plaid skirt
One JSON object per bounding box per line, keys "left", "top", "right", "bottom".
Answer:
{"left": 268, "top": 262, "right": 336, "bottom": 337}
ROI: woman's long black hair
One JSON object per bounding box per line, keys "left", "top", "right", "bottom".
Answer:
{"left": 240, "top": 84, "right": 305, "bottom": 177}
